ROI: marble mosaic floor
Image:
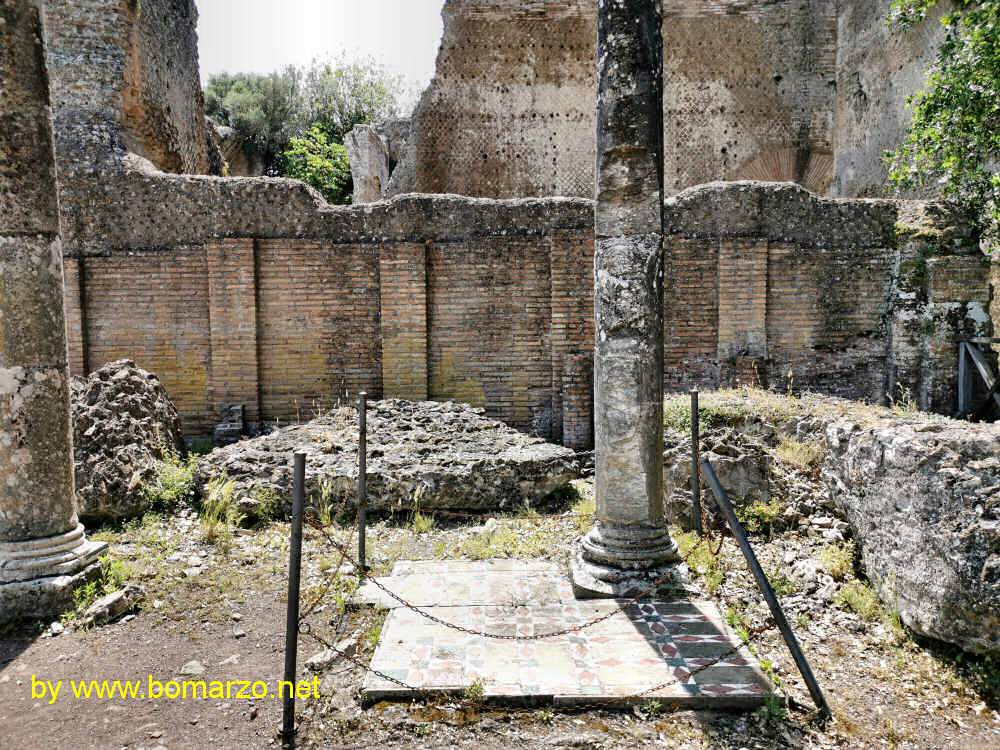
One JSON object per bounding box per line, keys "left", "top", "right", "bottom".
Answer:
{"left": 361, "top": 561, "right": 771, "bottom": 708}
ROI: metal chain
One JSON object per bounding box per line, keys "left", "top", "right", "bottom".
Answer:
{"left": 298, "top": 611, "right": 775, "bottom": 717}
{"left": 306, "top": 517, "right": 713, "bottom": 642}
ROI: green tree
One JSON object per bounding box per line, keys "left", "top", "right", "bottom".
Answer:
{"left": 283, "top": 123, "right": 353, "bottom": 205}
{"left": 205, "top": 68, "right": 302, "bottom": 175}
{"left": 886, "top": 0, "right": 1000, "bottom": 252}
{"left": 300, "top": 56, "right": 403, "bottom": 143}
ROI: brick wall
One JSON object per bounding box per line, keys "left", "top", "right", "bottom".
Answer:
{"left": 61, "top": 181, "right": 992, "bottom": 441}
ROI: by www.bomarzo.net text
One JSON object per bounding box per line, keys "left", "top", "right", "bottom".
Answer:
{"left": 31, "top": 674, "right": 321, "bottom": 703}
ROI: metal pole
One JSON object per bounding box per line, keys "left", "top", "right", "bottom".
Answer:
{"left": 701, "top": 458, "right": 832, "bottom": 722}
{"left": 690, "top": 389, "right": 703, "bottom": 536}
{"left": 958, "top": 342, "right": 969, "bottom": 417}
{"left": 281, "top": 451, "right": 306, "bottom": 748}
{"left": 358, "top": 392, "right": 367, "bottom": 571}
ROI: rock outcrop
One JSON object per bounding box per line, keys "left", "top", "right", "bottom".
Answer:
{"left": 344, "top": 124, "right": 390, "bottom": 203}
{"left": 824, "top": 417, "right": 1000, "bottom": 654}
{"left": 72, "top": 360, "right": 185, "bottom": 521}
{"left": 663, "top": 430, "right": 772, "bottom": 529}
{"left": 196, "top": 399, "right": 579, "bottom": 518}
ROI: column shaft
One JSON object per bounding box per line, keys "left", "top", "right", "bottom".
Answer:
{"left": 0, "top": 0, "right": 105, "bottom": 618}
{"left": 572, "top": 0, "right": 682, "bottom": 598}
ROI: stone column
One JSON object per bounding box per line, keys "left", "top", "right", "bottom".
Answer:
{"left": 571, "top": 0, "right": 682, "bottom": 598}
{"left": 0, "top": 0, "right": 106, "bottom": 620}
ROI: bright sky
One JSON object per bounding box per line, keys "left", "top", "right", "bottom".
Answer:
{"left": 196, "top": 0, "right": 446, "bottom": 108}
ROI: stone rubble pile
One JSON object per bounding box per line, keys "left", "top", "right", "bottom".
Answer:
{"left": 71, "top": 359, "right": 185, "bottom": 521}
{"left": 196, "top": 399, "right": 580, "bottom": 518}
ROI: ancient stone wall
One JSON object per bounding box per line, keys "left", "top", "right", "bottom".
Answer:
{"left": 59, "top": 171, "right": 990, "bottom": 439}
{"left": 388, "top": 0, "right": 837, "bottom": 199}
{"left": 831, "top": 0, "right": 955, "bottom": 197}
{"left": 43, "top": 0, "right": 216, "bottom": 238}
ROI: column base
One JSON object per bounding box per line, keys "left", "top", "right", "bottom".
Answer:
{"left": 570, "top": 520, "right": 692, "bottom": 600}
{"left": 0, "top": 524, "right": 108, "bottom": 621}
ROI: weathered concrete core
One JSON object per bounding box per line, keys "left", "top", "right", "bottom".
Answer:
{"left": 0, "top": 0, "right": 105, "bottom": 621}
{"left": 571, "top": 0, "right": 683, "bottom": 598}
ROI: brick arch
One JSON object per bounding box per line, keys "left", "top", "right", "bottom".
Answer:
{"left": 728, "top": 148, "right": 834, "bottom": 196}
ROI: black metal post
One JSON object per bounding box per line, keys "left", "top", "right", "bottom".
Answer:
{"left": 958, "top": 342, "right": 970, "bottom": 417}
{"left": 358, "top": 391, "right": 367, "bottom": 571}
{"left": 690, "top": 389, "right": 703, "bottom": 535}
{"left": 281, "top": 451, "right": 306, "bottom": 748}
{"left": 701, "top": 458, "right": 832, "bottom": 722}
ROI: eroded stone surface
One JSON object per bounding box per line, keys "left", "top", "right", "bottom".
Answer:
{"left": 71, "top": 359, "right": 185, "bottom": 521}
{"left": 196, "top": 399, "right": 579, "bottom": 517}
{"left": 344, "top": 124, "right": 390, "bottom": 203}
{"left": 825, "top": 417, "right": 1000, "bottom": 654}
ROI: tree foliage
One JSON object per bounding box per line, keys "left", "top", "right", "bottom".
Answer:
{"left": 301, "top": 57, "right": 404, "bottom": 144}
{"left": 204, "top": 56, "right": 403, "bottom": 191}
{"left": 886, "top": 0, "right": 1000, "bottom": 251}
{"left": 282, "top": 124, "right": 353, "bottom": 205}
{"left": 204, "top": 68, "right": 302, "bottom": 175}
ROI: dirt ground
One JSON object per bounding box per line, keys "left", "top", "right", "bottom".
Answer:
{"left": 2, "top": 479, "right": 999, "bottom": 749}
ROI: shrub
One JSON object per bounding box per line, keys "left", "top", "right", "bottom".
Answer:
{"left": 142, "top": 452, "right": 198, "bottom": 512}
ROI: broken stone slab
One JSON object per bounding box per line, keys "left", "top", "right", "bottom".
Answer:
{"left": 79, "top": 584, "right": 145, "bottom": 628}
{"left": 344, "top": 124, "right": 390, "bottom": 203}
{"left": 72, "top": 359, "right": 186, "bottom": 522}
{"left": 824, "top": 417, "right": 1000, "bottom": 654}
{"left": 196, "top": 399, "right": 579, "bottom": 518}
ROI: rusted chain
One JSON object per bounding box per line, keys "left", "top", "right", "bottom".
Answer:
{"left": 306, "top": 518, "right": 713, "bottom": 642}
{"left": 298, "top": 614, "right": 775, "bottom": 717}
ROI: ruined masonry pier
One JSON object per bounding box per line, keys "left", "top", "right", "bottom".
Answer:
{"left": 571, "top": 0, "right": 682, "bottom": 598}
{"left": 0, "top": 0, "right": 106, "bottom": 619}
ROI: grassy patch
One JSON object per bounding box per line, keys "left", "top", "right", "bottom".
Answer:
{"left": 571, "top": 482, "right": 595, "bottom": 534}
{"left": 199, "top": 476, "right": 244, "bottom": 552}
{"left": 773, "top": 435, "right": 824, "bottom": 475}
{"left": 411, "top": 511, "right": 436, "bottom": 534}
{"left": 834, "top": 580, "right": 884, "bottom": 622}
{"left": 675, "top": 530, "right": 727, "bottom": 594}
{"left": 737, "top": 498, "right": 784, "bottom": 536}
{"left": 458, "top": 525, "right": 551, "bottom": 560}
{"left": 249, "top": 486, "right": 281, "bottom": 524}
{"left": 64, "top": 555, "right": 133, "bottom": 621}
{"left": 142, "top": 452, "right": 198, "bottom": 512}
{"left": 819, "top": 540, "right": 856, "bottom": 582}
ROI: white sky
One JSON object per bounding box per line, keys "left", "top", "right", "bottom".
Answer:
{"left": 196, "top": 0, "right": 446, "bottom": 107}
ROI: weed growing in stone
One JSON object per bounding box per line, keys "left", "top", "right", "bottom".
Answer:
{"left": 411, "top": 511, "right": 436, "bottom": 534}
{"left": 251, "top": 486, "right": 281, "bottom": 524}
{"left": 464, "top": 678, "right": 485, "bottom": 703}
{"left": 200, "top": 476, "right": 244, "bottom": 551}
{"left": 755, "top": 691, "right": 788, "bottom": 722}
{"left": 819, "top": 540, "right": 856, "bottom": 582}
{"left": 675, "top": 530, "right": 727, "bottom": 593}
{"left": 459, "top": 526, "right": 550, "bottom": 560}
{"left": 765, "top": 566, "right": 794, "bottom": 597}
{"left": 738, "top": 498, "right": 784, "bottom": 536}
{"left": 142, "top": 451, "right": 198, "bottom": 512}
{"left": 65, "top": 555, "right": 133, "bottom": 620}
{"left": 635, "top": 699, "right": 662, "bottom": 719}
{"left": 773, "top": 435, "right": 824, "bottom": 475}
{"left": 835, "top": 580, "right": 884, "bottom": 622}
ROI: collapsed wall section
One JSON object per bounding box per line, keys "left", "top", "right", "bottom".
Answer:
{"left": 61, "top": 169, "right": 991, "bottom": 439}
{"left": 43, "top": 0, "right": 217, "bottom": 248}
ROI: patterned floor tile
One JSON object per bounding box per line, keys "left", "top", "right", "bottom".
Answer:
{"left": 361, "top": 561, "right": 772, "bottom": 709}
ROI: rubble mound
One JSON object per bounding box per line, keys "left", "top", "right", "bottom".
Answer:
{"left": 72, "top": 360, "right": 185, "bottom": 521}
{"left": 196, "top": 399, "right": 579, "bottom": 518}
{"left": 825, "top": 417, "right": 1000, "bottom": 654}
